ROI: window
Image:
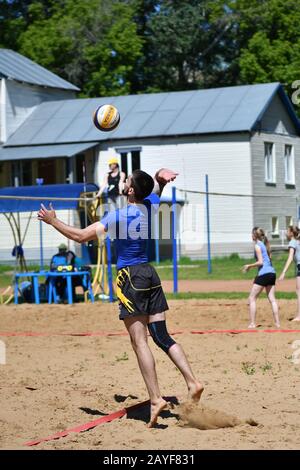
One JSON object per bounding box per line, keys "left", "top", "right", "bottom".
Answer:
{"left": 286, "top": 216, "right": 293, "bottom": 228}
{"left": 75, "top": 154, "right": 85, "bottom": 183}
{"left": 117, "top": 148, "right": 141, "bottom": 177}
{"left": 264, "top": 142, "right": 276, "bottom": 183}
{"left": 11, "top": 161, "right": 32, "bottom": 186}
{"left": 37, "top": 159, "right": 56, "bottom": 184}
{"left": 271, "top": 216, "right": 279, "bottom": 235}
{"left": 284, "top": 144, "right": 295, "bottom": 185}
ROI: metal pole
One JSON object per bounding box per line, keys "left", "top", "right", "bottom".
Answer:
{"left": 155, "top": 210, "right": 160, "bottom": 264}
{"left": 205, "top": 174, "right": 212, "bottom": 274}
{"left": 36, "top": 179, "right": 44, "bottom": 271}
{"left": 104, "top": 189, "right": 114, "bottom": 302}
{"left": 82, "top": 160, "right": 88, "bottom": 229}
{"left": 172, "top": 186, "right": 178, "bottom": 293}
{"left": 105, "top": 236, "right": 114, "bottom": 303}
{"left": 39, "top": 220, "right": 44, "bottom": 271}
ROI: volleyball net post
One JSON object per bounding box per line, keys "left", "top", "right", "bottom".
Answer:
{"left": 103, "top": 190, "right": 115, "bottom": 303}
{"left": 172, "top": 186, "right": 178, "bottom": 294}
{"left": 154, "top": 210, "right": 160, "bottom": 264}
{"left": 205, "top": 174, "right": 212, "bottom": 274}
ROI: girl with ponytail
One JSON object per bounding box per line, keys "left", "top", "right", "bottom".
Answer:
{"left": 242, "top": 227, "right": 280, "bottom": 329}
{"left": 279, "top": 226, "right": 300, "bottom": 322}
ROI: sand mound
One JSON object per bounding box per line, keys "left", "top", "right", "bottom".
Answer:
{"left": 176, "top": 402, "right": 258, "bottom": 430}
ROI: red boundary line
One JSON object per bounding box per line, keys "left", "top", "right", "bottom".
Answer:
{"left": 24, "top": 396, "right": 175, "bottom": 447}
{"left": 1, "top": 329, "right": 299, "bottom": 337}
{"left": 191, "top": 329, "right": 300, "bottom": 334}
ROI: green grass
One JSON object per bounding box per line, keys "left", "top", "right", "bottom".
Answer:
{"left": 152, "top": 253, "right": 295, "bottom": 281}
{"left": 0, "top": 253, "right": 296, "bottom": 291}
{"left": 0, "top": 264, "right": 50, "bottom": 288}
{"left": 166, "top": 292, "right": 297, "bottom": 300}
{"left": 241, "top": 362, "right": 256, "bottom": 375}
{"left": 9, "top": 291, "right": 296, "bottom": 303}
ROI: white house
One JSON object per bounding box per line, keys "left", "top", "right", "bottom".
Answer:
{"left": 1, "top": 49, "right": 300, "bottom": 262}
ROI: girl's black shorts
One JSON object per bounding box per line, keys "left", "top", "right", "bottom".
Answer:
{"left": 254, "top": 273, "right": 276, "bottom": 287}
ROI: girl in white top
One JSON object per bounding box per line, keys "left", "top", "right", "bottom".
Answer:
{"left": 279, "top": 225, "right": 300, "bottom": 322}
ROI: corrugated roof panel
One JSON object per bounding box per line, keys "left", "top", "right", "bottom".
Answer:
{"left": 137, "top": 110, "right": 179, "bottom": 136}
{"left": 48, "top": 99, "right": 87, "bottom": 118}
{"left": 60, "top": 115, "right": 97, "bottom": 142}
{"left": 194, "top": 105, "right": 238, "bottom": 133}
{"left": 111, "top": 94, "right": 142, "bottom": 109}
{"left": 133, "top": 93, "right": 168, "bottom": 112}
{"left": 37, "top": 100, "right": 66, "bottom": 115}
{"left": 0, "top": 49, "right": 79, "bottom": 91}
{"left": 167, "top": 89, "right": 219, "bottom": 134}
{"left": 167, "top": 107, "right": 206, "bottom": 135}
{"left": 77, "top": 98, "right": 111, "bottom": 117}
{"left": 108, "top": 111, "right": 154, "bottom": 139}
{"left": 193, "top": 84, "right": 276, "bottom": 133}
{"left": 222, "top": 83, "right": 279, "bottom": 131}
{"left": 192, "top": 86, "right": 245, "bottom": 132}
{"left": 7, "top": 118, "right": 48, "bottom": 145}
{"left": 0, "top": 142, "right": 98, "bottom": 161}
{"left": 185, "top": 88, "right": 222, "bottom": 109}
{"left": 31, "top": 117, "right": 75, "bottom": 144}
{"left": 159, "top": 91, "right": 195, "bottom": 111}
{"left": 4, "top": 82, "right": 299, "bottom": 146}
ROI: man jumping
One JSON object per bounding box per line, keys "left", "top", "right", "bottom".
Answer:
{"left": 38, "top": 168, "right": 203, "bottom": 427}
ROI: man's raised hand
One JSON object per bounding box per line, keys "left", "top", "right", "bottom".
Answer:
{"left": 37, "top": 203, "right": 56, "bottom": 224}
{"left": 155, "top": 168, "right": 178, "bottom": 184}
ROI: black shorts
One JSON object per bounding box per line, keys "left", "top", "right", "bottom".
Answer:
{"left": 297, "top": 264, "right": 300, "bottom": 277}
{"left": 254, "top": 273, "right": 276, "bottom": 287}
{"left": 116, "top": 263, "right": 169, "bottom": 320}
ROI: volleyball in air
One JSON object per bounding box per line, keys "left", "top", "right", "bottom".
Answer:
{"left": 93, "top": 104, "right": 120, "bottom": 132}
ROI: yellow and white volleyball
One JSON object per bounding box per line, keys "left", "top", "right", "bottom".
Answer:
{"left": 93, "top": 104, "right": 120, "bottom": 132}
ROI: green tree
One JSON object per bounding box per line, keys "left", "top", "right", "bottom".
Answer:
{"left": 2, "top": 0, "right": 300, "bottom": 98}
{"left": 0, "top": 0, "right": 54, "bottom": 50}
{"left": 135, "top": 0, "right": 235, "bottom": 92}
{"left": 16, "top": 0, "right": 143, "bottom": 96}
{"left": 236, "top": 0, "right": 300, "bottom": 92}
{"left": 128, "top": 0, "right": 159, "bottom": 92}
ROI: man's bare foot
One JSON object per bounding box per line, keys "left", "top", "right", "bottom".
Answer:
{"left": 147, "top": 398, "right": 168, "bottom": 428}
{"left": 291, "top": 316, "right": 300, "bottom": 322}
{"left": 275, "top": 323, "right": 281, "bottom": 328}
{"left": 248, "top": 323, "right": 256, "bottom": 329}
{"left": 188, "top": 382, "right": 204, "bottom": 403}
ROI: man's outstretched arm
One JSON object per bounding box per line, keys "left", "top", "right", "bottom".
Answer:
{"left": 153, "top": 168, "right": 178, "bottom": 196}
{"left": 37, "top": 204, "right": 105, "bottom": 243}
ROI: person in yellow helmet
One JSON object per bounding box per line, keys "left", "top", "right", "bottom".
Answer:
{"left": 96, "top": 157, "right": 126, "bottom": 203}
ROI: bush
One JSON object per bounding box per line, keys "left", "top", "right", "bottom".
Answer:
{"left": 229, "top": 253, "right": 240, "bottom": 260}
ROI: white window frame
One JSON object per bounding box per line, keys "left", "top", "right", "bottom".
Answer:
{"left": 115, "top": 146, "right": 142, "bottom": 176}
{"left": 286, "top": 216, "right": 293, "bottom": 228}
{"left": 264, "top": 142, "right": 276, "bottom": 184}
{"left": 284, "top": 144, "right": 295, "bottom": 185}
{"left": 271, "top": 216, "right": 279, "bottom": 235}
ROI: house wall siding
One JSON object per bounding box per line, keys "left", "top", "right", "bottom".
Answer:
{"left": 97, "top": 133, "right": 254, "bottom": 258}
{"left": 4, "top": 79, "right": 75, "bottom": 142}
{"left": 251, "top": 95, "right": 300, "bottom": 241}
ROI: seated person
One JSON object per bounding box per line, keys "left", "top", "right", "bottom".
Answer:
{"left": 50, "top": 243, "right": 76, "bottom": 300}
{"left": 50, "top": 244, "right": 92, "bottom": 301}
{"left": 50, "top": 243, "right": 76, "bottom": 269}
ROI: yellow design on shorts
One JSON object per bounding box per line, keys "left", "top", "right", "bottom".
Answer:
{"left": 116, "top": 268, "right": 134, "bottom": 313}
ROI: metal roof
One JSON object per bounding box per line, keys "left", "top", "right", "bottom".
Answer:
{"left": 4, "top": 82, "right": 300, "bottom": 147}
{"left": 0, "top": 49, "right": 80, "bottom": 91}
{"left": 0, "top": 142, "right": 98, "bottom": 161}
